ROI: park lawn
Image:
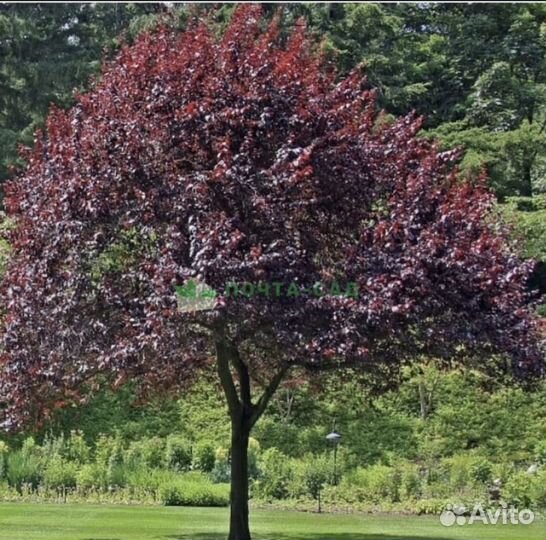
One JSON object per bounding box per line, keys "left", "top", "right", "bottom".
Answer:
{"left": 0, "top": 504, "right": 543, "bottom": 540}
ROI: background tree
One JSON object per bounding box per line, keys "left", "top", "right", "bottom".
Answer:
{"left": 0, "top": 3, "right": 167, "bottom": 182}
{"left": 0, "top": 6, "right": 543, "bottom": 540}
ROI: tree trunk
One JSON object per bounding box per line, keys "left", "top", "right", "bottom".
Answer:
{"left": 228, "top": 412, "right": 251, "bottom": 540}
{"left": 520, "top": 154, "right": 534, "bottom": 197}
{"left": 215, "top": 338, "right": 287, "bottom": 540}
{"left": 418, "top": 381, "right": 428, "bottom": 420}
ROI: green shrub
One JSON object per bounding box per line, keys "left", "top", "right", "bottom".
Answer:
{"left": 303, "top": 454, "right": 331, "bottom": 503}
{"left": 126, "top": 468, "right": 171, "bottom": 492}
{"left": 255, "top": 448, "right": 293, "bottom": 500}
{"left": 21, "top": 437, "right": 44, "bottom": 461}
{"left": 533, "top": 470, "right": 546, "bottom": 507}
{"left": 504, "top": 470, "right": 531, "bottom": 507}
{"left": 322, "top": 482, "right": 360, "bottom": 505}
{"left": 248, "top": 438, "right": 261, "bottom": 479}
{"left": 535, "top": 441, "right": 546, "bottom": 465}
{"left": 158, "top": 475, "right": 229, "bottom": 506}
{"left": 63, "top": 431, "right": 90, "bottom": 464}
{"left": 41, "top": 434, "right": 65, "bottom": 461}
{"left": 446, "top": 455, "right": 472, "bottom": 491}
{"left": 164, "top": 436, "right": 191, "bottom": 471}
{"left": 106, "top": 463, "right": 127, "bottom": 488}
{"left": 43, "top": 458, "right": 78, "bottom": 489}
{"left": 470, "top": 459, "right": 493, "bottom": 484}
{"left": 399, "top": 462, "right": 422, "bottom": 500}
{"left": 345, "top": 464, "right": 401, "bottom": 503}
{"left": 192, "top": 441, "right": 215, "bottom": 473}
{"left": 504, "top": 469, "right": 546, "bottom": 509}
{"left": 0, "top": 442, "right": 8, "bottom": 480}
{"left": 6, "top": 450, "right": 42, "bottom": 491}
{"left": 137, "top": 437, "right": 165, "bottom": 469}
{"left": 491, "top": 461, "right": 515, "bottom": 484}
{"left": 211, "top": 447, "right": 230, "bottom": 484}
{"left": 123, "top": 437, "right": 165, "bottom": 471}
{"left": 415, "top": 498, "right": 452, "bottom": 515}
{"left": 95, "top": 435, "right": 123, "bottom": 466}
{"left": 76, "top": 463, "right": 107, "bottom": 490}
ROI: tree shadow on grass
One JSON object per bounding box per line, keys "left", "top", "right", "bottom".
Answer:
{"left": 161, "top": 534, "right": 455, "bottom": 540}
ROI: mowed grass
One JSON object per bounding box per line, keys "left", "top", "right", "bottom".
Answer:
{"left": 0, "top": 504, "right": 543, "bottom": 540}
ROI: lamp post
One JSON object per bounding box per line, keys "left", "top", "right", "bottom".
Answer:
{"left": 326, "top": 425, "right": 342, "bottom": 486}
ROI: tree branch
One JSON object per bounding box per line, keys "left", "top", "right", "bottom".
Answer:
{"left": 230, "top": 345, "right": 252, "bottom": 407}
{"left": 215, "top": 339, "right": 241, "bottom": 416}
{"left": 250, "top": 366, "right": 288, "bottom": 428}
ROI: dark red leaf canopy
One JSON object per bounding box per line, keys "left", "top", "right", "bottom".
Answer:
{"left": 0, "top": 6, "right": 543, "bottom": 428}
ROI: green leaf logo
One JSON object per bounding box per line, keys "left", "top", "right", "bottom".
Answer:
{"left": 175, "top": 279, "right": 217, "bottom": 312}
{"left": 175, "top": 280, "right": 198, "bottom": 299}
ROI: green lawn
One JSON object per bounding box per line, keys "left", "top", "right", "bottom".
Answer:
{"left": 0, "top": 504, "right": 543, "bottom": 540}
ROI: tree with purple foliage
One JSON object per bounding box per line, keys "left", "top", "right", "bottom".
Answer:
{"left": 0, "top": 6, "right": 543, "bottom": 540}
